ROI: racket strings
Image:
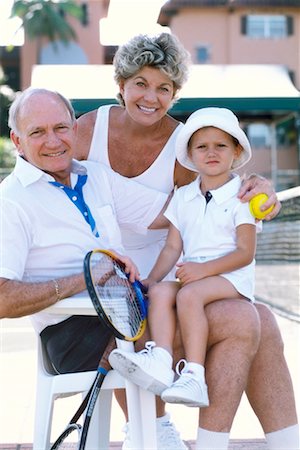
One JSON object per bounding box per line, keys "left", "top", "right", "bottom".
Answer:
{"left": 91, "top": 256, "right": 144, "bottom": 339}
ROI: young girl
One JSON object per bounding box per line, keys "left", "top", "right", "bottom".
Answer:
{"left": 109, "top": 107, "right": 259, "bottom": 408}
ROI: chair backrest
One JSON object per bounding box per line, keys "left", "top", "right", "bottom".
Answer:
{"left": 37, "top": 337, "right": 59, "bottom": 375}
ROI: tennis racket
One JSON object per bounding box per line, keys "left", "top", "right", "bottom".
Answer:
{"left": 50, "top": 337, "right": 115, "bottom": 450}
{"left": 50, "top": 249, "right": 148, "bottom": 449}
{"left": 84, "top": 249, "right": 148, "bottom": 342}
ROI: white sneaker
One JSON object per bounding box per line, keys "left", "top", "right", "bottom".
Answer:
{"left": 122, "top": 413, "right": 189, "bottom": 450}
{"left": 108, "top": 341, "right": 175, "bottom": 395}
{"left": 161, "top": 360, "right": 209, "bottom": 407}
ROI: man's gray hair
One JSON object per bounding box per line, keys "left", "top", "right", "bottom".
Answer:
{"left": 8, "top": 87, "right": 76, "bottom": 134}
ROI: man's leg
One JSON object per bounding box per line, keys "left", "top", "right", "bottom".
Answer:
{"left": 194, "top": 300, "right": 261, "bottom": 449}
{"left": 246, "top": 303, "right": 299, "bottom": 447}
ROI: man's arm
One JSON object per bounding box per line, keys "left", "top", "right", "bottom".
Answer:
{"left": 0, "top": 274, "right": 86, "bottom": 319}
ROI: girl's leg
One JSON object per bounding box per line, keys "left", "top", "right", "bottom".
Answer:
{"left": 148, "top": 281, "right": 180, "bottom": 355}
{"left": 161, "top": 276, "right": 243, "bottom": 407}
{"left": 177, "top": 276, "right": 243, "bottom": 364}
{"left": 108, "top": 282, "right": 180, "bottom": 395}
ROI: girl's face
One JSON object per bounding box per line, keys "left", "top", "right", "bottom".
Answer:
{"left": 119, "top": 66, "right": 176, "bottom": 126}
{"left": 188, "top": 126, "right": 242, "bottom": 177}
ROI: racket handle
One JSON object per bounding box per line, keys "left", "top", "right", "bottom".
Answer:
{"left": 98, "top": 336, "right": 116, "bottom": 372}
{"left": 132, "top": 279, "right": 148, "bottom": 295}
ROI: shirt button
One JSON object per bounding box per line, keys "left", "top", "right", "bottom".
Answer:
{"left": 72, "top": 196, "right": 77, "bottom": 201}
{"left": 84, "top": 212, "right": 88, "bottom": 216}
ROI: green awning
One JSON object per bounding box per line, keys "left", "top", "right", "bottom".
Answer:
{"left": 31, "top": 63, "right": 300, "bottom": 119}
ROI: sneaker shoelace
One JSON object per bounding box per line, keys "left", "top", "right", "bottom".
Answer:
{"left": 175, "top": 358, "right": 187, "bottom": 376}
{"left": 139, "top": 340, "right": 156, "bottom": 355}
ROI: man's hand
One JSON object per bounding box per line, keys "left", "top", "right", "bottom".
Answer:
{"left": 110, "top": 250, "right": 140, "bottom": 283}
{"left": 238, "top": 174, "right": 281, "bottom": 221}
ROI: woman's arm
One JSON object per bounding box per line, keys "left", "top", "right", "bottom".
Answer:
{"left": 238, "top": 174, "right": 281, "bottom": 220}
{"left": 174, "top": 161, "right": 197, "bottom": 188}
{"left": 176, "top": 224, "right": 256, "bottom": 286}
{"left": 74, "top": 110, "right": 97, "bottom": 160}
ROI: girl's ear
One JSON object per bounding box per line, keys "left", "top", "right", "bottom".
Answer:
{"left": 234, "top": 143, "right": 243, "bottom": 161}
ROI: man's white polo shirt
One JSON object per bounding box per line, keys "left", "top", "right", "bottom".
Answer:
{"left": 0, "top": 157, "right": 167, "bottom": 332}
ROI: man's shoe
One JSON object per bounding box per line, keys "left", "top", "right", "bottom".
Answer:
{"left": 109, "top": 341, "right": 174, "bottom": 395}
{"left": 161, "top": 371, "right": 209, "bottom": 407}
{"left": 122, "top": 413, "right": 189, "bottom": 450}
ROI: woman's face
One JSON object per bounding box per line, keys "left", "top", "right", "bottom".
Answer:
{"left": 119, "top": 66, "right": 176, "bottom": 126}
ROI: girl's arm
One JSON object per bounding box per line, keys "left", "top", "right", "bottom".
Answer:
{"left": 145, "top": 224, "right": 183, "bottom": 285}
{"left": 176, "top": 223, "right": 256, "bottom": 286}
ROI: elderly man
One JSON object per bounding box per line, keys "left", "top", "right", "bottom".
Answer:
{"left": 0, "top": 87, "right": 169, "bottom": 368}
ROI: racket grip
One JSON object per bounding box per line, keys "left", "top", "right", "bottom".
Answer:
{"left": 98, "top": 336, "right": 116, "bottom": 372}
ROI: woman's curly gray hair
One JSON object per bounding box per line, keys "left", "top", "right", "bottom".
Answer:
{"left": 113, "top": 32, "right": 191, "bottom": 106}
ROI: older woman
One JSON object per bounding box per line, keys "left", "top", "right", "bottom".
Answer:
{"left": 75, "top": 33, "right": 298, "bottom": 450}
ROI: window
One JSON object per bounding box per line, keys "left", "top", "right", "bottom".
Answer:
{"left": 196, "top": 45, "right": 210, "bottom": 64}
{"left": 241, "top": 15, "right": 293, "bottom": 39}
{"left": 247, "top": 123, "right": 271, "bottom": 148}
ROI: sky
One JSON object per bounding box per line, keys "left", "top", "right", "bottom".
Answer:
{"left": 0, "top": 0, "right": 169, "bottom": 47}
{"left": 0, "top": 0, "right": 24, "bottom": 46}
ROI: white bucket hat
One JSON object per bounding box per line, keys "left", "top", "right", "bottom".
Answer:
{"left": 176, "top": 107, "right": 252, "bottom": 171}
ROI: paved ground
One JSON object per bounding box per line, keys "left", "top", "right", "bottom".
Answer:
{"left": 0, "top": 262, "right": 299, "bottom": 449}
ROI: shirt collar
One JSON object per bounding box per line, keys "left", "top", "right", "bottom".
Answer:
{"left": 14, "top": 156, "right": 87, "bottom": 187}
{"left": 184, "top": 173, "right": 241, "bottom": 204}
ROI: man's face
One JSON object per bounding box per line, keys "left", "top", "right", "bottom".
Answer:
{"left": 11, "top": 92, "right": 76, "bottom": 183}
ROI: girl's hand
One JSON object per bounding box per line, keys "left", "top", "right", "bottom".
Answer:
{"left": 238, "top": 174, "right": 281, "bottom": 221}
{"left": 142, "top": 278, "right": 157, "bottom": 289}
{"left": 175, "top": 262, "right": 207, "bottom": 286}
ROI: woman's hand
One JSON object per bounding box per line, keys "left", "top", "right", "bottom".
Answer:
{"left": 238, "top": 174, "right": 281, "bottom": 221}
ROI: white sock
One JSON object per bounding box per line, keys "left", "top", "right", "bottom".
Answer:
{"left": 265, "top": 424, "right": 300, "bottom": 449}
{"left": 196, "top": 427, "right": 230, "bottom": 450}
{"left": 184, "top": 362, "right": 205, "bottom": 378}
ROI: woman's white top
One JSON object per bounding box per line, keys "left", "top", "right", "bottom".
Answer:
{"left": 88, "top": 104, "right": 183, "bottom": 278}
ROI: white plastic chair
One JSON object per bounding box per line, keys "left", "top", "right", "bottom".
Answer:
{"left": 33, "top": 336, "right": 157, "bottom": 450}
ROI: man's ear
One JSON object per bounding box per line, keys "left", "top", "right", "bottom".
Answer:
{"left": 10, "top": 131, "right": 23, "bottom": 156}
{"left": 72, "top": 120, "right": 78, "bottom": 134}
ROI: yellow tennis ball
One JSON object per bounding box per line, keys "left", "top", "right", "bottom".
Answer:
{"left": 249, "top": 193, "right": 274, "bottom": 220}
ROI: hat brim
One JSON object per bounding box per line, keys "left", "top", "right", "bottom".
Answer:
{"left": 176, "top": 113, "right": 252, "bottom": 172}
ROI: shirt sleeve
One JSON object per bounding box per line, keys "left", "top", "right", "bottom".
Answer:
{"left": 107, "top": 168, "right": 169, "bottom": 234}
{"left": 234, "top": 201, "right": 262, "bottom": 233}
{"left": 0, "top": 198, "right": 32, "bottom": 280}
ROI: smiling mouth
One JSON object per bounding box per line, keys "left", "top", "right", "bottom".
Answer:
{"left": 45, "top": 150, "right": 66, "bottom": 157}
{"left": 138, "top": 105, "right": 157, "bottom": 113}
